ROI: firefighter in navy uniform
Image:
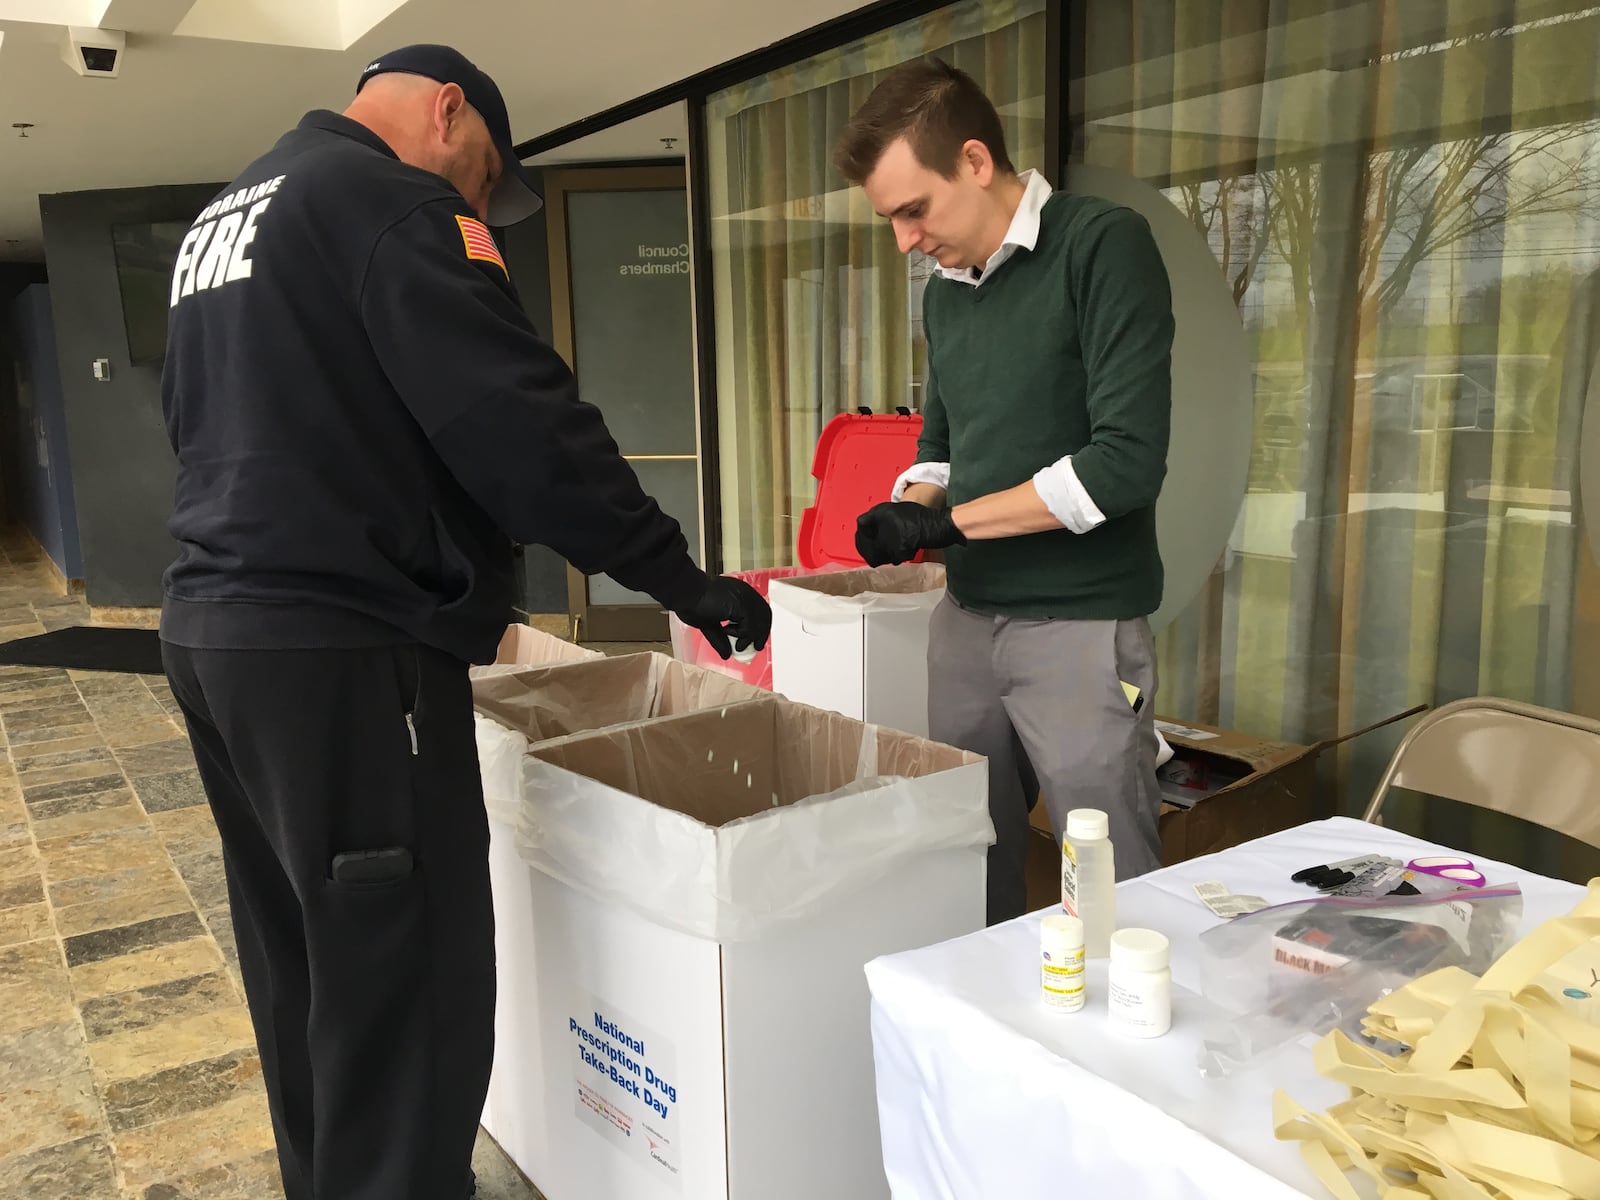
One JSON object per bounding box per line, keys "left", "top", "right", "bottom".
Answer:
{"left": 160, "top": 44, "right": 769, "bottom": 1200}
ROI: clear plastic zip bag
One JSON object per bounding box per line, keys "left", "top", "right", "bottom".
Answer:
{"left": 1197, "top": 885, "right": 1523, "bottom": 1077}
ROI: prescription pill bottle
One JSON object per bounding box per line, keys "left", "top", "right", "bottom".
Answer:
{"left": 1107, "top": 928, "right": 1171, "bottom": 1038}
{"left": 1040, "top": 914, "right": 1086, "bottom": 1012}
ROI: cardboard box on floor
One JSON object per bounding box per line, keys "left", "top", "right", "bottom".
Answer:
{"left": 494, "top": 696, "right": 990, "bottom": 1200}
{"left": 1022, "top": 707, "right": 1425, "bottom": 912}
{"left": 768, "top": 563, "right": 944, "bottom": 737}
{"left": 470, "top": 653, "right": 765, "bottom": 1168}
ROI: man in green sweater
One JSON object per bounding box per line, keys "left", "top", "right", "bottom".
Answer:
{"left": 835, "top": 58, "right": 1173, "bottom": 923}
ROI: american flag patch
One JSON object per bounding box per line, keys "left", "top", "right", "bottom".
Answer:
{"left": 456, "top": 215, "right": 507, "bottom": 276}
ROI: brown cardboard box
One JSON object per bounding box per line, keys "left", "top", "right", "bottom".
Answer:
{"left": 491, "top": 622, "right": 599, "bottom": 667}
{"left": 1025, "top": 819, "right": 1061, "bottom": 913}
{"left": 471, "top": 652, "right": 767, "bottom": 822}
{"left": 1150, "top": 719, "right": 1328, "bottom": 862}
{"left": 1022, "top": 706, "right": 1423, "bottom": 911}
{"left": 473, "top": 651, "right": 763, "bottom": 745}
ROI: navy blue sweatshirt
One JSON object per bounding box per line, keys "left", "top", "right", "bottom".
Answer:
{"left": 161, "top": 111, "right": 702, "bottom": 663}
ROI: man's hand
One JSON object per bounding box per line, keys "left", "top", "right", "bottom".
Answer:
{"left": 855, "top": 501, "right": 967, "bottom": 567}
{"left": 674, "top": 575, "right": 772, "bottom": 660}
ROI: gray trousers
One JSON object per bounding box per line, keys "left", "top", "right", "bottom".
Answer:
{"left": 928, "top": 596, "right": 1164, "bottom": 924}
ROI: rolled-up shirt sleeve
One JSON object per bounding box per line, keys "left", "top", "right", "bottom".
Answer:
{"left": 1031, "top": 455, "right": 1108, "bottom": 533}
{"left": 891, "top": 461, "right": 951, "bottom": 501}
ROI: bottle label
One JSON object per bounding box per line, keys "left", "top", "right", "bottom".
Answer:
{"left": 1042, "top": 945, "right": 1086, "bottom": 1008}
{"left": 1061, "top": 841, "right": 1080, "bottom": 918}
{"left": 1109, "top": 976, "right": 1169, "bottom": 1034}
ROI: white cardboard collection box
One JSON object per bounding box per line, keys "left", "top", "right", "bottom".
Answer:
{"left": 492, "top": 696, "right": 990, "bottom": 1200}
{"left": 768, "top": 564, "right": 945, "bottom": 737}
{"left": 470, "top": 649, "right": 763, "bottom": 1164}
{"left": 471, "top": 626, "right": 603, "bottom": 1158}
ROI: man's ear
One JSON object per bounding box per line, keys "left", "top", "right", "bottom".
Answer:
{"left": 434, "top": 82, "right": 468, "bottom": 139}
{"left": 960, "top": 139, "right": 995, "bottom": 187}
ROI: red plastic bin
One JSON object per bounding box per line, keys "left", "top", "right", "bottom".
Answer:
{"left": 795, "top": 409, "right": 925, "bottom": 570}
{"left": 671, "top": 410, "right": 925, "bottom": 688}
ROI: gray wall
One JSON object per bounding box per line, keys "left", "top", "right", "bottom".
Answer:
{"left": 501, "top": 166, "right": 572, "bottom": 615}
{"left": 2, "top": 285, "right": 82, "bottom": 577}
{"left": 0, "top": 263, "right": 48, "bottom": 305}
{"left": 39, "top": 184, "right": 220, "bottom": 607}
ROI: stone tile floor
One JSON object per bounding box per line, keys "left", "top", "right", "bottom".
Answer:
{"left": 0, "top": 531, "right": 540, "bottom": 1199}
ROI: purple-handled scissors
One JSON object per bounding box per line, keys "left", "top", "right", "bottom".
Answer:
{"left": 1406, "top": 855, "right": 1487, "bottom": 887}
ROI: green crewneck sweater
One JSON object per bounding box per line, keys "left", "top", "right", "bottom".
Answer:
{"left": 919, "top": 191, "right": 1173, "bottom": 618}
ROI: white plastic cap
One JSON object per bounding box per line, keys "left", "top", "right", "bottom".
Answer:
{"left": 1066, "top": 808, "right": 1109, "bottom": 842}
{"left": 1110, "top": 928, "right": 1170, "bottom": 972}
{"left": 1041, "top": 914, "right": 1084, "bottom": 951}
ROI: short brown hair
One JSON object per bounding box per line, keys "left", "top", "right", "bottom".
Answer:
{"left": 833, "top": 57, "right": 1015, "bottom": 183}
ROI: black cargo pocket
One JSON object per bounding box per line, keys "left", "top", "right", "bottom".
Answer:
{"left": 315, "top": 869, "right": 429, "bottom": 1000}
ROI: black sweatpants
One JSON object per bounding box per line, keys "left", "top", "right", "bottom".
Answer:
{"left": 163, "top": 642, "right": 494, "bottom": 1200}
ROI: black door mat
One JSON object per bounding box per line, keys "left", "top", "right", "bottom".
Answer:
{"left": 0, "top": 627, "right": 165, "bottom": 676}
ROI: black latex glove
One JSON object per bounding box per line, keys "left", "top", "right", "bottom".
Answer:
{"left": 854, "top": 501, "right": 967, "bottom": 567}
{"left": 675, "top": 574, "right": 772, "bottom": 660}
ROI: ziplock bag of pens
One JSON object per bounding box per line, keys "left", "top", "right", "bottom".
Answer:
{"left": 1195, "top": 884, "right": 1522, "bottom": 1077}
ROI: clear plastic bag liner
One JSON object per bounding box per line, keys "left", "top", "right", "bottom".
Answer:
{"left": 474, "top": 623, "right": 601, "bottom": 670}
{"left": 1197, "top": 885, "right": 1523, "bottom": 1077}
{"left": 768, "top": 563, "right": 946, "bottom": 624}
{"left": 474, "top": 713, "right": 528, "bottom": 826}
{"left": 514, "top": 697, "right": 993, "bottom": 942}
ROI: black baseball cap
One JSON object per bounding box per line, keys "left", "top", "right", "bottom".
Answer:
{"left": 357, "top": 44, "right": 543, "bottom": 226}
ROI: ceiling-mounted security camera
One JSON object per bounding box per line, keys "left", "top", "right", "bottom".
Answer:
{"left": 62, "top": 27, "right": 125, "bottom": 78}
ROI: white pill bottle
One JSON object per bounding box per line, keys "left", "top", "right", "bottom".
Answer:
{"left": 1107, "top": 928, "right": 1171, "bottom": 1038}
{"left": 1040, "top": 914, "right": 1086, "bottom": 1012}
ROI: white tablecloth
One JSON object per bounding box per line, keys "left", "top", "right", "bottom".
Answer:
{"left": 866, "top": 816, "right": 1585, "bottom": 1199}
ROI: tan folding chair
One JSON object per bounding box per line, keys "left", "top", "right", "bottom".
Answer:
{"left": 1362, "top": 697, "right": 1600, "bottom": 851}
